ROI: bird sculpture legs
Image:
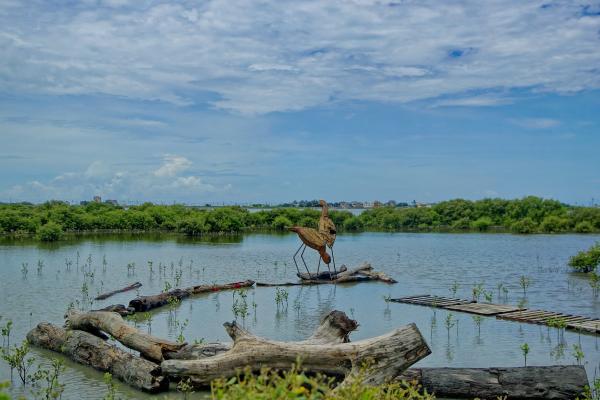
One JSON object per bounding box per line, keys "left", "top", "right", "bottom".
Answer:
{"left": 329, "top": 245, "right": 337, "bottom": 276}
{"left": 294, "top": 243, "right": 336, "bottom": 280}
{"left": 293, "top": 243, "right": 311, "bottom": 276}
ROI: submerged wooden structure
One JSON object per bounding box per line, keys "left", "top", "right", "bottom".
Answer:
{"left": 391, "top": 294, "right": 600, "bottom": 334}
{"left": 400, "top": 365, "right": 588, "bottom": 400}
{"left": 257, "top": 262, "right": 397, "bottom": 286}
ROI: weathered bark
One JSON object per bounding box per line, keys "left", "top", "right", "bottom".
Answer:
{"left": 128, "top": 280, "right": 255, "bottom": 312}
{"left": 27, "top": 322, "right": 168, "bottom": 393}
{"left": 166, "top": 310, "right": 359, "bottom": 360}
{"left": 258, "top": 263, "right": 396, "bottom": 286}
{"left": 93, "top": 303, "right": 135, "bottom": 317}
{"left": 399, "top": 366, "right": 588, "bottom": 400}
{"left": 161, "top": 315, "right": 430, "bottom": 387}
{"left": 65, "top": 309, "right": 185, "bottom": 362}
{"left": 94, "top": 282, "right": 142, "bottom": 300}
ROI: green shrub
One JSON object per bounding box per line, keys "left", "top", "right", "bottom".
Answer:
{"left": 343, "top": 216, "right": 364, "bottom": 231}
{"left": 272, "top": 216, "right": 293, "bottom": 231}
{"left": 540, "top": 215, "right": 570, "bottom": 233}
{"left": 36, "top": 222, "right": 63, "bottom": 241}
{"left": 575, "top": 221, "right": 594, "bottom": 233}
{"left": 471, "top": 217, "right": 492, "bottom": 232}
{"left": 211, "top": 363, "right": 434, "bottom": 400}
{"left": 569, "top": 243, "right": 600, "bottom": 273}
{"left": 511, "top": 217, "right": 538, "bottom": 234}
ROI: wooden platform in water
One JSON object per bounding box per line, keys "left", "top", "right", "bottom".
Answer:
{"left": 389, "top": 294, "right": 473, "bottom": 308}
{"left": 496, "top": 309, "right": 600, "bottom": 334}
{"left": 391, "top": 294, "right": 600, "bottom": 334}
{"left": 445, "top": 302, "right": 524, "bottom": 316}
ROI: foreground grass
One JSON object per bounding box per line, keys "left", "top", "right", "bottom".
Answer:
{"left": 210, "top": 364, "right": 434, "bottom": 400}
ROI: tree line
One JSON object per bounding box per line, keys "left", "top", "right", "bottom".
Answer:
{"left": 0, "top": 196, "right": 599, "bottom": 241}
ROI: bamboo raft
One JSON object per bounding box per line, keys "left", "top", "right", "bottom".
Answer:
{"left": 390, "top": 295, "right": 600, "bottom": 334}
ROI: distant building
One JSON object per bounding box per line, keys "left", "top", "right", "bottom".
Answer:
{"left": 79, "top": 201, "right": 89, "bottom": 206}
{"left": 385, "top": 200, "right": 397, "bottom": 207}
{"left": 373, "top": 200, "right": 383, "bottom": 208}
{"left": 105, "top": 199, "right": 118, "bottom": 205}
{"left": 93, "top": 196, "right": 102, "bottom": 203}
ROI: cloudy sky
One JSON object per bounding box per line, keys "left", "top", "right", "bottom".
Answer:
{"left": 1, "top": 0, "right": 599, "bottom": 205}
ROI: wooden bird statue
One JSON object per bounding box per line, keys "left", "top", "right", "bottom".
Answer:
{"left": 289, "top": 199, "right": 337, "bottom": 279}
{"left": 318, "top": 199, "right": 337, "bottom": 271}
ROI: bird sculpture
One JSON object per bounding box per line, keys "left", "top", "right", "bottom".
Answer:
{"left": 318, "top": 199, "right": 337, "bottom": 272}
{"left": 289, "top": 199, "right": 337, "bottom": 279}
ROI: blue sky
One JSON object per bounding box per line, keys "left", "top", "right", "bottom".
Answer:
{"left": 1, "top": 0, "right": 599, "bottom": 205}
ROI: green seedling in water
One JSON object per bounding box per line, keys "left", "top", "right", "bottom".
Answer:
{"left": 163, "top": 281, "right": 172, "bottom": 293}
{"left": 21, "top": 263, "right": 28, "bottom": 278}
{"left": 445, "top": 313, "right": 456, "bottom": 339}
{"left": 176, "top": 319, "right": 189, "bottom": 344}
{"left": 275, "top": 288, "right": 289, "bottom": 308}
{"left": 589, "top": 272, "right": 599, "bottom": 298}
{"left": 37, "top": 260, "right": 44, "bottom": 275}
{"left": 1, "top": 319, "right": 13, "bottom": 348}
{"left": 472, "top": 315, "right": 483, "bottom": 336}
{"left": 520, "top": 343, "right": 530, "bottom": 366}
{"left": 450, "top": 281, "right": 460, "bottom": 297}
{"left": 232, "top": 290, "right": 249, "bottom": 319}
{"left": 177, "top": 377, "right": 194, "bottom": 400}
{"left": 103, "top": 372, "right": 117, "bottom": 400}
{"left": 483, "top": 291, "right": 493, "bottom": 303}
{"left": 472, "top": 282, "right": 484, "bottom": 302}
{"left": 32, "top": 358, "right": 66, "bottom": 400}
{"left": 519, "top": 275, "right": 531, "bottom": 296}
{"left": 571, "top": 344, "right": 585, "bottom": 365}
{"left": 1, "top": 339, "right": 35, "bottom": 385}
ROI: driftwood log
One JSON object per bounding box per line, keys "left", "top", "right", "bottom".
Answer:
{"left": 27, "top": 322, "right": 168, "bottom": 393}
{"left": 161, "top": 316, "right": 430, "bottom": 387}
{"left": 399, "top": 366, "right": 589, "bottom": 400}
{"left": 65, "top": 309, "right": 185, "bottom": 362}
{"left": 166, "top": 310, "right": 358, "bottom": 360}
{"left": 94, "top": 281, "right": 142, "bottom": 300}
{"left": 257, "top": 263, "right": 396, "bottom": 286}
{"left": 128, "top": 279, "right": 255, "bottom": 312}
{"left": 93, "top": 304, "right": 135, "bottom": 317}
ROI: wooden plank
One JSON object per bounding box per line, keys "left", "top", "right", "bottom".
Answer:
{"left": 445, "top": 303, "right": 524, "bottom": 316}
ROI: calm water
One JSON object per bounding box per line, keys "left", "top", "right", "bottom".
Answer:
{"left": 1, "top": 232, "right": 599, "bottom": 399}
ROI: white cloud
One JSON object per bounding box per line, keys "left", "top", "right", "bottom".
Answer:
{"left": 433, "top": 95, "right": 514, "bottom": 107}
{"left": 511, "top": 118, "right": 561, "bottom": 129}
{"left": 0, "top": 1, "right": 599, "bottom": 114}
{"left": 154, "top": 155, "right": 192, "bottom": 177}
{"left": 1, "top": 156, "right": 226, "bottom": 202}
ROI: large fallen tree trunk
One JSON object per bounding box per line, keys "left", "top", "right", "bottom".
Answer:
{"left": 399, "top": 366, "right": 589, "bottom": 400}
{"left": 166, "top": 310, "right": 359, "bottom": 360}
{"left": 27, "top": 322, "right": 168, "bottom": 393}
{"left": 65, "top": 309, "right": 186, "bottom": 362}
{"left": 94, "top": 281, "right": 142, "bottom": 300}
{"left": 128, "top": 279, "right": 255, "bottom": 312}
{"left": 161, "top": 316, "right": 430, "bottom": 387}
{"left": 257, "top": 263, "right": 396, "bottom": 286}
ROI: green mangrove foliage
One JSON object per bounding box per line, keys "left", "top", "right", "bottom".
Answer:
{"left": 1, "top": 196, "right": 599, "bottom": 241}
{"left": 569, "top": 243, "right": 600, "bottom": 273}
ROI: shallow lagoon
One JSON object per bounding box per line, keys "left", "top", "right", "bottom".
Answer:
{"left": 1, "top": 232, "right": 599, "bottom": 399}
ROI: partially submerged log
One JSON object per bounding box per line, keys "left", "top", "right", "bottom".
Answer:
{"left": 94, "top": 281, "right": 142, "bottom": 300}
{"left": 65, "top": 309, "right": 185, "bottom": 362}
{"left": 128, "top": 279, "right": 255, "bottom": 312}
{"left": 27, "top": 322, "right": 168, "bottom": 393}
{"left": 93, "top": 303, "right": 135, "bottom": 317}
{"left": 161, "top": 314, "right": 430, "bottom": 387}
{"left": 166, "top": 310, "right": 359, "bottom": 360}
{"left": 258, "top": 263, "right": 397, "bottom": 286}
{"left": 399, "top": 366, "right": 589, "bottom": 400}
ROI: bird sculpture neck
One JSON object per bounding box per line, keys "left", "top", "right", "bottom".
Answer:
{"left": 320, "top": 201, "right": 329, "bottom": 217}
